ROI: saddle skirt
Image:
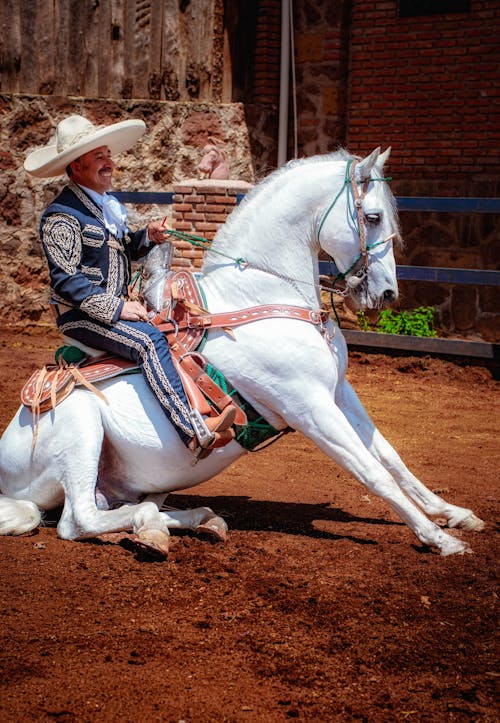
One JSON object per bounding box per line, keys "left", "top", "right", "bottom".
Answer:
{"left": 21, "top": 357, "right": 138, "bottom": 414}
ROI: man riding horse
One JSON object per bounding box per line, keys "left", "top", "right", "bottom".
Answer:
{"left": 24, "top": 114, "right": 237, "bottom": 455}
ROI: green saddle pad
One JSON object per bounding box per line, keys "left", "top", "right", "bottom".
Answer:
{"left": 205, "top": 363, "right": 287, "bottom": 452}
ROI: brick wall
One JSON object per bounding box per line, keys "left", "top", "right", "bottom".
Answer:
{"left": 171, "top": 179, "right": 252, "bottom": 269}
{"left": 347, "top": 0, "right": 500, "bottom": 180}
{"left": 253, "top": 0, "right": 282, "bottom": 105}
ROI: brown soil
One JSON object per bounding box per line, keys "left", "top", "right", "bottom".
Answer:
{"left": 0, "top": 326, "right": 498, "bottom": 723}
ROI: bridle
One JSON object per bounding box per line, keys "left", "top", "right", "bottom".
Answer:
{"left": 156, "top": 158, "right": 395, "bottom": 306}
{"left": 317, "top": 158, "right": 395, "bottom": 297}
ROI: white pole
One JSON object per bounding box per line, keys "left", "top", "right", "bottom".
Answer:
{"left": 278, "top": 0, "right": 290, "bottom": 167}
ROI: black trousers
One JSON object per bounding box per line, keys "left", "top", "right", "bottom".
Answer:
{"left": 57, "top": 309, "right": 194, "bottom": 445}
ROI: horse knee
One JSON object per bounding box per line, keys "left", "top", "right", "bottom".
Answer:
{"left": 132, "top": 501, "right": 169, "bottom": 535}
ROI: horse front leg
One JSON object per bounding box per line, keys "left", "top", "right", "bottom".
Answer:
{"left": 337, "top": 380, "right": 485, "bottom": 533}
{"left": 293, "top": 399, "right": 471, "bottom": 556}
{"left": 143, "top": 495, "right": 228, "bottom": 542}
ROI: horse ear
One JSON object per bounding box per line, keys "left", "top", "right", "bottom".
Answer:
{"left": 378, "top": 146, "right": 391, "bottom": 168}
{"left": 356, "top": 147, "right": 380, "bottom": 181}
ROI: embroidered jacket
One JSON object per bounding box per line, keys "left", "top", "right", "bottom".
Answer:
{"left": 40, "top": 182, "right": 150, "bottom": 324}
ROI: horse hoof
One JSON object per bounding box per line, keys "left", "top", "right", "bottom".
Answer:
{"left": 439, "top": 535, "right": 472, "bottom": 557}
{"left": 134, "top": 528, "right": 170, "bottom": 556}
{"left": 196, "top": 516, "right": 228, "bottom": 543}
{"left": 457, "top": 513, "right": 486, "bottom": 532}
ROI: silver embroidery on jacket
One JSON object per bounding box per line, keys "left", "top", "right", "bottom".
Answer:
{"left": 80, "top": 293, "right": 121, "bottom": 324}
{"left": 81, "top": 265, "right": 104, "bottom": 284}
{"left": 82, "top": 224, "right": 105, "bottom": 247}
{"left": 42, "top": 214, "right": 82, "bottom": 274}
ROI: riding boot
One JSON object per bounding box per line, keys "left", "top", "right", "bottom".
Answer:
{"left": 188, "top": 405, "right": 237, "bottom": 457}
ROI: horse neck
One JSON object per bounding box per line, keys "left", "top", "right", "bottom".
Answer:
{"left": 202, "top": 160, "right": 345, "bottom": 307}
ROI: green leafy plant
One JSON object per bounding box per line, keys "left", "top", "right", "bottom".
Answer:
{"left": 357, "top": 306, "right": 437, "bottom": 337}
{"left": 375, "top": 306, "right": 437, "bottom": 337}
{"left": 356, "top": 310, "right": 371, "bottom": 332}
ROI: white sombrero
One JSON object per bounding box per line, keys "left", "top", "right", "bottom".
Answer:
{"left": 24, "top": 114, "right": 147, "bottom": 178}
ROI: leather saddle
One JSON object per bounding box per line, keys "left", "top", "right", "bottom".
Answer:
{"left": 21, "top": 271, "right": 248, "bottom": 428}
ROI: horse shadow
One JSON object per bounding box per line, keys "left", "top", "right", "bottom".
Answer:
{"left": 41, "top": 494, "right": 405, "bottom": 558}
{"left": 167, "top": 492, "right": 403, "bottom": 546}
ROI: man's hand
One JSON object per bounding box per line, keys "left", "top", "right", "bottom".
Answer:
{"left": 148, "top": 218, "right": 172, "bottom": 244}
{"left": 120, "top": 300, "right": 149, "bottom": 322}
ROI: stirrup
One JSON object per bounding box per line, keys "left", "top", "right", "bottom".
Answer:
{"left": 188, "top": 406, "right": 237, "bottom": 464}
{"left": 189, "top": 409, "right": 216, "bottom": 448}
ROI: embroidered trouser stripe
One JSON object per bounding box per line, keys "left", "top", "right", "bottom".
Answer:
{"left": 59, "top": 316, "right": 194, "bottom": 442}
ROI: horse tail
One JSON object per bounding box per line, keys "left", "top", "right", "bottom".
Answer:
{"left": 0, "top": 494, "right": 42, "bottom": 535}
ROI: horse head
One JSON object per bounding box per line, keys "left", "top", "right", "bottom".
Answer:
{"left": 198, "top": 142, "right": 230, "bottom": 180}
{"left": 317, "top": 147, "right": 400, "bottom": 310}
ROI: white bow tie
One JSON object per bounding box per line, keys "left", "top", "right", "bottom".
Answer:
{"left": 102, "top": 194, "right": 128, "bottom": 238}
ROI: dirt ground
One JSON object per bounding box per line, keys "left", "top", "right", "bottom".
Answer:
{"left": 0, "top": 326, "right": 498, "bottom": 723}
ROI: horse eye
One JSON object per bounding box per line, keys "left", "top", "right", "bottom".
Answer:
{"left": 365, "top": 213, "right": 381, "bottom": 225}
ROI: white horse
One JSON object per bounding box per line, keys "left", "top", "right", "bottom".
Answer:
{"left": 0, "top": 148, "right": 484, "bottom": 556}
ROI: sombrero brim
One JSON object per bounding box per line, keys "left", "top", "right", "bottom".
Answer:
{"left": 24, "top": 119, "right": 147, "bottom": 178}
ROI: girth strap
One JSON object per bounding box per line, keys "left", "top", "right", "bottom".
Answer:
{"left": 155, "top": 303, "right": 329, "bottom": 334}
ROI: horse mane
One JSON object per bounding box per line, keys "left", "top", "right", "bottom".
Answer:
{"left": 208, "top": 149, "right": 401, "bottom": 258}
{"left": 241, "top": 149, "right": 356, "bottom": 212}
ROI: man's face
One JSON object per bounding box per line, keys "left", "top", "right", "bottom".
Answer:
{"left": 70, "top": 145, "right": 115, "bottom": 193}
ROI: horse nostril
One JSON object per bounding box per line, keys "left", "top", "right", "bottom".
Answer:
{"left": 383, "top": 289, "right": 396, "bottom": 303}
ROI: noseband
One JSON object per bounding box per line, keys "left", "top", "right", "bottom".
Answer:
{"left": 317, "top": 159, "right": 394, "bottom": 294}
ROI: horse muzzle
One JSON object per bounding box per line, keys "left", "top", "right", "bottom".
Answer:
{"left": 347, "top": 274, "right": 398, "bottom": 310}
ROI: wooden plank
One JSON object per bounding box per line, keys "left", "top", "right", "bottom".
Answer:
{"left": 97, "top": 0, "right": 112, "bottom": 97}
{"left": 113, "top": 191, "right": 174, "bottom": 204}
{"left": 0, "top": 0, "right": 22, "bottom": 92}
{"left": 20, "top": 0, "right": 39, "bottom": 91}
{"left": 126, "top": 0, "right": 164, "bottom": 99}
{"left": 122, "top": 0, "right": 139, "bottom": 97}
{"left": 67, "top": 0, "right": 88, "bottom": 95}
{"left": 317, "top": 261, "right": 500, "bottom": 286}
{"left": 148, "top": 0, "right": 165, "bottom": 99}
{"left": 342, "top": 330, "right": 499, "bottom": 360}
{"left": 396, "top": 197, "right": 500, "bottom": 213}
{"left": 36, "top": 1, "right": 56, "bottom": 95}
{"left": 81, "top": 0, "right": 100, "bottom": 97}
{"left": 109, "top": 0, "right": 126, "bottom": 98}
{"left": 53, "top": 0, "right": 70, "bottom": 95}
{"left": 396, "top": 266, "right": 500, "bottom": 286}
